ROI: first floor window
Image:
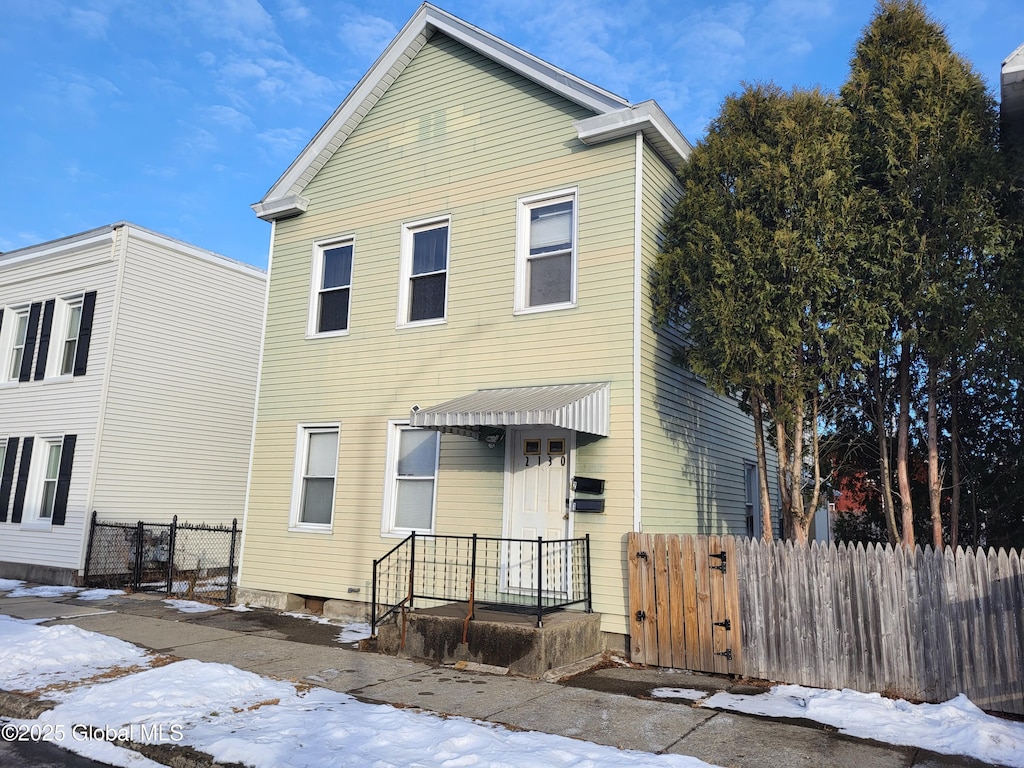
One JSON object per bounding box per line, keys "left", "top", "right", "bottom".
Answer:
{"left": 515, "top": 190, "right": 577, "bottom": 312}
{"left": 384, "top": 423, "right": 439, "bottom": 533}
{"left": 399, "top": 219, "right": 449, "bottom": 325}
{"left": 11, "top": 434, "right": 75, "bottom": 526}
{"left": 293, "top": 425, "right": 339, "bottom": 527}
{"left": 39, "top": 440, "right": 62, "bottom": 519}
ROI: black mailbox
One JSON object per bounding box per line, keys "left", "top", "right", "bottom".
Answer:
{"left": 572, "top": 476, "right": 605, "bottom": 495}
{"left": 572, "top": 498, "right": 605, "bottom": 513}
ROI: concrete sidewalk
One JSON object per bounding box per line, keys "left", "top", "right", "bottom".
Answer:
{"left": 0, "top": 591, "right": 996, "bottom": 768}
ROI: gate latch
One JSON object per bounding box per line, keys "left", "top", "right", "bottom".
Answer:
{"left": 635, "top": 610, "right": 647, "bottom": 622}
{"left": 709, "top": 551, "right": 727, "bottom": 573}
{"left": 713, "top": 618, "right": 731, "bottom": 631}
{"left": 636, "top": 551, "right": 648, "bottom": 560}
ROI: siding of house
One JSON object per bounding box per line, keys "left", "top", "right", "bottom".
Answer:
{"left": 242, "top": 33, "right": 641, "bottom": 633}
{"left": 0, "top": 233, "right": 116, "bottom": 572}
{"left": 638, "top": 142, "right": 777, "bottom": 535}
{"left": 90, "top": 225, "right": 265, "bottom": 525}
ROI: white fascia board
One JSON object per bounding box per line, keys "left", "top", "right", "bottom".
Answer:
{"left": 253, "top": 3, "right": 631, "bottom": 221}
{"left": 1003, "top": 42, "right": 1024, "bottom": 74}
{"left": 124, "top": 224, "right": 267, "bottom": 279}
{"left": 251, "top": 194, "right": 310, "bottom": 222}
{"left": 0, "top": 225, "right": 116, "bottom": 269}
{"left": 574, "top": 100, "right": 693, "bottom": 169}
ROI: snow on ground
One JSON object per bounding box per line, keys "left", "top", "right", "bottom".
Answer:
{"left": 703, "top": 685, "right": 1024, "bottom": 768}
{"left": 162, "top": 599, "right": 219, "bottom": 613}
{"left": 5, "top": 584, "right": 82, "bottom": 598}
{"left": 0, "top": 578, "right": 26, "bottom": 592}
{"left": 335, "top": 621, "right": 372, "bottom": 645}
{"left": 651, "top": 688, "right": 709, "bottom": 701}
{"left": 1, "top": 619, "right": 717, "bottom": 768}
{"left": 0, "top": 617, "right": 152, "bottom": 693}
{"left": 76, "top": 588, "right": 126, "bottom": 601}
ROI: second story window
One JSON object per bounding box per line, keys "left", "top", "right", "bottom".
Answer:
{"left": 399, "top": 218, "right": 449, "bottom": 326}
{"left": 515, "top": 190, "right": 577, "bottom": 313}
{"left": 7, "top": 308, "right": 30, "bottom": 381}
{"left": 310, "top": 240, "right": 353, "bottom": 336}
{"left": 59, "top": 299, "right": 84, "bottom": 376}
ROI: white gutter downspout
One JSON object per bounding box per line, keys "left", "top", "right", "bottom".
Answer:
{"left": 236, "top": 220, "right": 275, "bottom": 588}
{"left": 633, "top": 132, "right": 644, "bottom": 533}
{"left": 76, "top": 223, "right": 129, "bottom": 575}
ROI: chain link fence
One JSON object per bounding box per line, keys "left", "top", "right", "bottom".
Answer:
{"left": 83, "top": 511, "right": 241, "bottom": 604}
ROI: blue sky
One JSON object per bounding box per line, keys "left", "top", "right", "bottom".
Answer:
{"left": 2, "top": 0, "right": 1021, "bottom": 268}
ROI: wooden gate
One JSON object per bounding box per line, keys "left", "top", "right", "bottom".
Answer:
{"left": 627, "top": 532, "right": 741, "bottom": 673}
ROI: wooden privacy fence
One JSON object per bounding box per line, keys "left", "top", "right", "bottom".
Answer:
{"left": 628, "top": 533, "right": 1024, "bottom": 716}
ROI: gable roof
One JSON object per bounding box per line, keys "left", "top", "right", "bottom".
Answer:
{"left": 252, "top": 3, "right": 691, "bottom": 221}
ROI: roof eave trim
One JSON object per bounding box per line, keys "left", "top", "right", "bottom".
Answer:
{"left": 253, "top": 3, "right": 632, "bottom": 217}
{"left": 574, "top": 100, "right": 693, "bottom": 168}
{"left": 251, "top": 194, "right": 310, "bottom": 222}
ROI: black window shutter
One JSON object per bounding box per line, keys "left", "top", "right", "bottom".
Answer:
{"left": 51, "top": 434, "right": 76, "bottom": 526}
{"left": 11, "top": 436, "right": 33, "bottom": 524}
{"left": 0, "top": 307, "right": 4, "bottom": 336}
{"left": 18, "top": 303, "right": 42, "bottom": 383}
{"left": 0, "top": 437, "right": 18, "bottom": 523}
{"left": 34, "top": 300, "right": 55, "bottom": 380}
{"left": 73, "top": 291, "right": 97, "bottom": 377}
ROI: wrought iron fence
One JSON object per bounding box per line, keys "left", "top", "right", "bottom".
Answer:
{"left": 83, "top": 511, "right": 241, "bottom": 604}
{"left": 371, "top": 532, "right": 592, "bottom": 634}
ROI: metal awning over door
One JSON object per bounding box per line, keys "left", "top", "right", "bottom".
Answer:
{"left": 409, "top": 382, "right": 610, "bottom": 437}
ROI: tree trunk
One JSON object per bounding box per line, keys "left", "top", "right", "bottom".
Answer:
{"left": 873, "top": 355, "right": 899, "bottom": 545}
{"left": 774, "top": 384, "right": 793, "bottom": 539}
{"left": 897, "top": 329, "right": 915, "bottom": 549}
{"left": 949, "top": 374, "right": 961, "bottom": 550}
{"left": 926, "top": 361, "right": 943, "bottom": 549}
{"left": 751, "top": 386, "right": 774, "bottom": 542}
{"left": 790, "top": 396, "right": 808, "bottom": 544}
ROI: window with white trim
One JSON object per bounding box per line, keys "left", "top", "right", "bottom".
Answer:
{"left": 744, "top": 461, "right": 761, "bottom": 539}
{"left": 0, "top": 306, "right": 30, "bottom": 383}
{"left": 383, "top": 422, "right": 439, "bottom": 534}
{"left": 398, "top": 219, "right": 449, "bottom": 326}
{"left": 59, "top": 298, "right": 84, "bottom": 375}
{"left": 20, "top": 436, "right": 63, "bottom": 524}
{"left": 515, "top": 190, "right": 577, "bottom": 312}
{"left": 309, "top": 240, "right": 353, "bottom": 335}
{"left": 290, "top": 425, "right": 339, "bottom": 529}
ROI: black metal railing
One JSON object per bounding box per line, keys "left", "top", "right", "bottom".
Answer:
{"left": 83, "top": 511, "right": 242, "bottom": 604}
{"left": 371, "top": 532, "right": 592, "bottom": 634}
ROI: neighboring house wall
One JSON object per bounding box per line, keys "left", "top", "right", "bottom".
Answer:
{"left": 242, "top": 34, "right": 642, "bottom": 630}
{"left": 90, "top": 225, "right": 265, "bottom": 526}
{"left": 0, "top": 232, "right": 116, "bottom": 577}
{"left": 0, "top": 223, "right": 265, "bottom": 583}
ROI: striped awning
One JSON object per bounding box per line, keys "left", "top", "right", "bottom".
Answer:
{"left": 410, "top": 382, "right": 611, "bottom": 437}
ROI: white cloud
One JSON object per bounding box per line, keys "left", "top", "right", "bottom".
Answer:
{"left": 68, "top": 8, "right": 109, "bottom": 38}
{"left": 279, "top": 0, "right": 310, "bottom": 24}
{"left": 339, "top": 14, "right": 399, "bottom": 59}
{"left": 255, "top": 126, "right": 310, "bottom": 156}
{"left": 203, "top": 104, "right": 254, "bottom": 131}
{"left": 180, "top": 0, "right": 277, "bottom": 47}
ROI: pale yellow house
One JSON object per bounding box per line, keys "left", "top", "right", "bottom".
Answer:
{"left": 239, "top": 4, "right": 774, "bottom": 649}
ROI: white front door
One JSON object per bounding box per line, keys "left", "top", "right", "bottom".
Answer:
{"left": 504, "top": 428, "right": 571, "bottom": 595}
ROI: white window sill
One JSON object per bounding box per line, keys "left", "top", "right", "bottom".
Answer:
{"left": 288, "top": 523, "right": 334, "bottom": 535}
{"left": 380, "top": 529, "right": 433, "bottom": 539}
{"left": 396, "top": 318, "right": 446, "bottom": 330}
{"left": 20, "top": 520, "right": 53, "bottom": 532}
{"left": 305, "top": 329, "right": 350, "bottom": 340}
{"left": 513, "top": 302, "right": 577, "bottom": 316}
{"left": 43, "top": 374, "right": 74, "bottom": 385}
{"left": 0, "top": 380, "right": 19, "bottom": 390}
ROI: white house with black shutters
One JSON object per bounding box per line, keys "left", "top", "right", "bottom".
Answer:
{"left": 0, "top": 222, "right": 265, "bottom": 584}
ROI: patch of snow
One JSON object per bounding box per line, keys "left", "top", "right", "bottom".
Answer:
{"left": 6, "top": 585, "right": 81, "bottom": 598}
{"left": 0, "top": 578, "right": 27, "bottom": 592}
{"left": 223, "top": 603, "right": 254, "bottom": 612}
{"left": 282, "top": 610, "right": 334, "bottom": 625}
{"left": 335, "top": 622, "right": 371, "bottom": 644}
{"left": 76, "top": 589, "right": 126, "bottom": 601}
{"left": 651, "top": 687, "right": 708, "bottom": 701}
{"left": 702, "top": 685, "right": 1024, "bottom": 768}
{"left": 0, "top": 621, "right": 151, "bottom": 693}
{"left": 162, "top": 599, "right": 219, "bottom": 613}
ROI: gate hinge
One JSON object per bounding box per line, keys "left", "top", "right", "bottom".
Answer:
{"left": 713, "top": 618, "right": 731, "bottom": 631}
{"left": 635, "top": 610, "right": 647, "bottom": 622}
{"left": 709, "top": 551, "right": 727, "bottom": 573}
{"left": 715, "top": 649, "right": 733, "bottom": 661}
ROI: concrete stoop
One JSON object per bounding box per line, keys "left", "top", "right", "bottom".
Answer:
{"left": 375, "top": 605, "right": 603, "bottom": 678}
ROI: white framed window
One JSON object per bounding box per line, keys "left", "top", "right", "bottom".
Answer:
{"left": 41, "top": 296, "right": 85, "bottom": 378}
{"left": 514, "top": 189, "right": 577, "bottom": 313}
{"left": 744, "top": 461, "right": 761, "bottom": 539}
{"left": 289, "top": 424, "right": 340, "bottom": 531}
{"left": 398, "top": 218, "right": 449, "bottom": 327}
{"left": 382, "top": 421, "right": 439, "bottom": 535}
{"left": 21, "top": 436, "right": 63, "bottom": 527}
{"left": 308, "top": 239, "right": 354, "bottom": 336}
{"left": 0, "top": 306, "right": 31, "bottom": 383}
